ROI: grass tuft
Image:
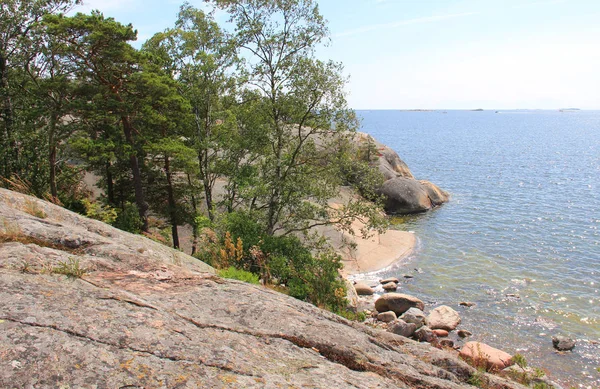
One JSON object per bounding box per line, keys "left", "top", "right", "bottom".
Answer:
{"left": 52, "top": 258, "right": 87, "bottom": 278}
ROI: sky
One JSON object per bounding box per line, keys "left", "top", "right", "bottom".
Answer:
{"left": 71, "top": 0, "right": 600, "bottom": 110}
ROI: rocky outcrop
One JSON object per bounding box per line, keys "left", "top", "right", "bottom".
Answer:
{"left": 0, "top": 189, "right": 527, "bottom": 388}
{"left": 352, "top": 132, "right": 449, "bottom": 214}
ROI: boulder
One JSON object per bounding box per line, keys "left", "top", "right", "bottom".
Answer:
{"left": 459, "top": 342, "right": 514, "bottom": 371}
{"left": 399, "top": 307, "right": 427, "bottom": 329}
{"left": 354, "top": 282, "right": 374, "bottom": 296}
{"left": 427, "top": 305, "right": 461, "bottom": 331}
{"left": 378, "top": 177, "right": 449, "bottom": 214}
{"left": 382, "top": 282, "right": 398, "bottom": 291}
{"left": 552, "top": 336, "right": 575, "bottom": 351}
{"left": 388, "top": 319, "right": 417, "bottom": 338}
{"left": 380, "top": 277, "right": 400, "bottom": 284}
{"left": 376, "top": 311, "right": 397, "bottom": 323}
{"left": 375, "top": 293, "right": 424, "bottom": 316}
{"left": 414, "top": 326, "right": 436, "bottom": 343}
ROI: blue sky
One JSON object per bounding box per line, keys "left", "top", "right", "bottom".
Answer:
{"left": 73, "top": 0, "right": 600, "bottom": 109}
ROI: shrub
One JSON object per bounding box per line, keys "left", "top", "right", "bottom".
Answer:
{"left": 113, "top": 202, "right": 142, "bottom": 233}
{"left": 82, "top": 199, "right": 118, "bottom": 224}
{"left": 218, "top": 266, "right": 260, "bottom": 284}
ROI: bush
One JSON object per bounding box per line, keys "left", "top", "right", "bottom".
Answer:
{"left": 218, "top": 266, "right": 260, "bottom": 284}
{"left": 113, "top": 202, "right": 143, "bottom": 233}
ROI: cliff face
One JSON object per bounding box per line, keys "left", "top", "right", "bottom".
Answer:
{"left": 0, "top": 189, "right": 523, "bottom": 388}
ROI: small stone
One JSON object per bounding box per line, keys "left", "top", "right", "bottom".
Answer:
{"left": 427, "top": 305, "right": 461, "bottom": 331}
{"left": 354, "top": 282, "right": 374, "bottom": 296}
{"left": 399, "top": 307, "right": 427, "bottom": 329}
{"left": 552, "top": 335, "right": 575, "bottom": 351}
{"left": 382, "top": 282, "right": 398, "bottom": 291}
{"left": 459, "top": 301, "right": 475, "bottom": 307}
{"left": 403, "top": 274, "right": 414, "bottom": 279}
{"left": 377, "top": 311, "right": 397, "bottom": 323}
{"left": 388, "top": 319, "right": 417, "bottom": 338}
{"left": 432, "top": 329, "right": 449, "bottom": 337}
{"left": 439, "top": 339, "right": 454, "bottom": 348}
{"left": 380, "top": 277, "right": 399, "bottom": 284}
{"left": 414, "top": 326, "right": 435, "bottom": 343}
{"left": 457, "top": 330, "right": 472, "bottom": 338}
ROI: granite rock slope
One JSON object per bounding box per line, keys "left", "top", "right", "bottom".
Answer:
{"left": 0, "top": 189, "right": 523, "bottom": 389}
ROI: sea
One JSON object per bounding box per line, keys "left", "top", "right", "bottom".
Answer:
{"left": 356, "top": 109, "right": 600, "bottom": 388}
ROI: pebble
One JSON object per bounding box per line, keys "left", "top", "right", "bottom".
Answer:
{"left": 458, "top": 329, "right": 472, "bottom": 338}
{"left": 459, "top": 301, "right": 475, "bottom": 307}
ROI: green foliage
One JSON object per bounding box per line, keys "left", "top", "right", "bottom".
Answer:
{"left": 82, "top": 199, "right": 118, "bottom": 224}
{"left": 513, "top": 353, "right": 528, "bottom": 369}
{"left": 112, "top": 202, "right": 143, "bottom": 233}
{"left": 52, "top": 258, "right": 86, "bottom": 278}
{"left": 218, "top": 266, "right": 260, "bottom": 285}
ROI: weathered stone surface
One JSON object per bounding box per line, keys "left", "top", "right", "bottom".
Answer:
{"left": 0, "top": 190, "right": 527, "bottom": 389}
{"left": 375, "top": 293, "right": 425, "bottom": 316}
{"left": 400, "top": 307, "right": 427, "bottom": 329}
{"left": 419, "top": 180, "right": 450, "bottom": 207}
{"left": 427, "top": 305, "right": 461, "bottom": 331}
{"left": 354, "top": 282, "right": 375, "bottom": 295}
{"left": 552, "top": 335, "right": 576, "bottom": 351}
{"left": 378, "top": 177, "right": 449, "bottom": 214}
{"left": 388, "top": 319, "right": 417, "bottom": 338}
{"left": 460, "top": 342, "right": 514, "bottom": 372}
{"left": 377, "top": 311, "right": 397, "bottom": 323}
{"left": 382, "top": 281, "right": 398, "bottom": 291}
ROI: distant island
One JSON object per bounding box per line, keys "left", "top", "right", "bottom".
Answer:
{"left": 559, "top": 108, "right": 581, "bottom": 112}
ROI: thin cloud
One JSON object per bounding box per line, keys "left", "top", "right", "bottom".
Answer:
{"left": 512, "top": 0, "right": 567, "bottom": 9}
{"left": 335, "top": 12, "right": 479, "bottom": 38}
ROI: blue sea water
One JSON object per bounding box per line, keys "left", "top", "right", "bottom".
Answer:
{"left": 358, "top": 110, "right": 600, "bottom": 387}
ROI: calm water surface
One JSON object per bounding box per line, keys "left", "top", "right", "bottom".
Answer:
{"left": 357, "top": 110, "right": 600, "bottom": 387}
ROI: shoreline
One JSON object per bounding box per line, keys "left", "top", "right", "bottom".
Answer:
{"left": 340, "top": 228, "right": 416, "bottom": 276}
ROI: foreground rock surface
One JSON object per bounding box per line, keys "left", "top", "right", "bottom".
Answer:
{"left": 0, "top": 190, "right": 526, "bottom": 388}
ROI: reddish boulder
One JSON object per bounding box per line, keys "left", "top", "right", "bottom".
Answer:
{"left": 459, "top": 342, "right": 514, "bottom": 371}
